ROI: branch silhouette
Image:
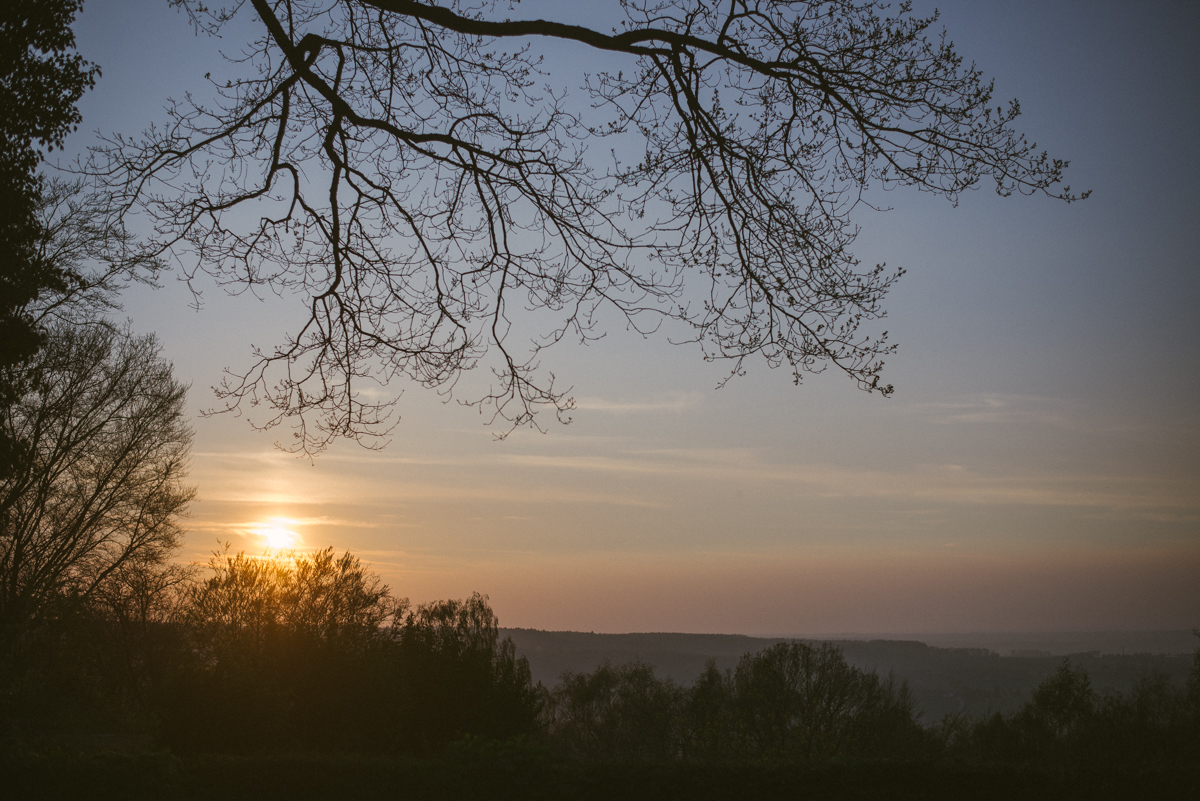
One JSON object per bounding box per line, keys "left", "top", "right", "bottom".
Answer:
{"left": 91, "top": 0, "right": 1084, "bottom": 453}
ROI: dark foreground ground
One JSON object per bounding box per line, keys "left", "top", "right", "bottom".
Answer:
{"left": 5, "top": 747, "right": 1198, "bottom": 801}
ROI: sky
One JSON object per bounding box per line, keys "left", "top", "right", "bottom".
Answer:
{"left": 63, "top": 0, "right": 1200, "bottom": 635}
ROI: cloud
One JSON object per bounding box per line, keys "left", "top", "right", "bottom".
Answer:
{"left": 494, "top": 450, "right": 1200, "bottom": 514}
{"left": 572, "top": 393, "right": 701, "bottom": 414}
{"left": 186, "top": 436, "right": 1200, "bottom": 524}
{"left": 909, "top": 393, "right": 1075, "bottom": 426}
{"left": 189, "top": 515, "right": 381, "bottom": 531}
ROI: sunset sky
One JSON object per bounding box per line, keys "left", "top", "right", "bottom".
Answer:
{"left": 64, "top": 0, "right": 1199, "bottom": 635}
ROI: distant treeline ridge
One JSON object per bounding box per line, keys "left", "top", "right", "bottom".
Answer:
{"left": 1, "top": 546, "right": 1197, "bottom": 774}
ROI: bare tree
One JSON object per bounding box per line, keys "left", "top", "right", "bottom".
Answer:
{"left": 0, "top": 323, "right": 194, "bottom": 637}
{"left": 26, "top": 178, "right": 165, "bottom": 328}
{"left": 91, "top": 0, "right": 1085, "bottom": 452}
{"left": 0, "top": 178, "right": 165, "bottom": 482}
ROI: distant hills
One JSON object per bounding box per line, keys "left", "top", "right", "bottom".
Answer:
{"left": 849, "top": 630, "right": 1199, "bottom": 656}
{"left": 501, "top": 629, "right": 1197, "bottom": 721}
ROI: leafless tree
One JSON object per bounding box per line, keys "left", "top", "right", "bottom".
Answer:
{"left": 1, "top": 179, "right": 165, "bottom": 486}
{"left": 0, "top": 323, "right": 194, "bottom": 636}
{"left": 26, "top": 178, "right": 165, "bottom": 328}
{"left": 90, "top": 0, "right": 1085, "bottom": 453}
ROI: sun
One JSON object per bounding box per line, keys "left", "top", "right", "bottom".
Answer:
{"left": 256, "top": 521, "right": 301, "bottom": 550}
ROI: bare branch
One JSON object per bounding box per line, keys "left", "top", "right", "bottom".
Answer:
{"left": 92, "top": 0, "right": 1083, "bottom": 453}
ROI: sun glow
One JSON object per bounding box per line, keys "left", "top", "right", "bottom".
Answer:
{"left": 255, "top": 519, "right": 302, "bottom": 550}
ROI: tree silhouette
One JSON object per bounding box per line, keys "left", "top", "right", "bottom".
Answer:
{"left": 0, "top": 324, "right": 194, "bottom": 641}
{"left": 543, "top": 640, "right": 921, "bottom": 762}
{"left": 1021, "top": 658, "right": 1095, "bottom": 741}
{"left": 171, "top": 557, "right": 538, "bottom": 753}
{"left": 25, "top": 179, "right": 164, "bottom": 328}
{"left": 397, "top": 593, "right": 541, "bottom": 747}
{"left": 0, "top": 0, "right": 98, "bottom": 475}
{"left": 184, "top": 546, "right": 403, "bottom": 667}
{"left": 732, "top": 640, "right": 916, "bottom": 759}
{"left": 93, "top": 0, "right": 1084, "bottom": 453}
{"left": 169, "top": 547, "right": 406, "bottom": 750}
{"left": 546, "top": 659, "right": 685, "bottom": 761}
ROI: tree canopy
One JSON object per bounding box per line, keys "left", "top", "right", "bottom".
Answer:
{"left": 93, "top": 0, "right": 1083, "bottom": 452}
{"left": 0, "top": 0, "right": 99, "bottom": 475}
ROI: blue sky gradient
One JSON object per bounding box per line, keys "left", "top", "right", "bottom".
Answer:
{"left": 63, "top": 0, "right": 1200, "bottom": 634}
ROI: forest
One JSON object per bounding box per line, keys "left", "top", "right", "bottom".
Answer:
{"left": 2, "top": 545, "right": 1198, "bottom": 800}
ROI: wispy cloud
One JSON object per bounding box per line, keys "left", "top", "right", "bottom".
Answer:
{"left": 902, "top": 393, "right": 1200, "bottom": 447}
{"left": 495, "top": 450, "right": 1200, "bottom": 514}
{"left": 909, "top": 393, "right": 1075, "bottom": 426}
{"left": 189, "top": 515, "right": 381, "bottom": 531}
{"left": 193, "top": 471, "right": 667, "bottom": 510}
{"left": 186, "top": 435, "right": 1200, "bottom": 523}
{"left": 572, "top": 393, "right": 701, "bottom": 414}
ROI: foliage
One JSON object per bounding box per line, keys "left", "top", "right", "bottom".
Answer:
{"left": 685, "top": 659, "right": 738, "bottom": 761}
{"left": 185, "top": 546, "right": 402, "bottom": 662}
{"left": 165, "top": 547, "right": 403, "bottom": 751}
{"left": 165, "top": 557, "right": 538, "bottom": 754}
{"left": 0, "top": 1, "right": 99, "bottom": 475}
{"left": 392, "top": 593, "right": 542, "bottom": 750}
{"left": 93, "top": 0, "right": 1083, "bottom": 453}
{"left": 1, "top": 177, "right": 165, "bottom": 485}
{"left": 0, "top": 323, "right": 192, "bottom": 749}
{"left": 2, "top": 551, "right": 1197, "bottom": 776}
{"left": 545, "top": 660, "right": 685, "bottom": 762}
{"left": 733, "top": 641, "right": 920, "bottom": 759}
{"left": 24, "top": 178, "right": 165, "bottom": 328}
{"left": 0, "top": 168, "right": 183, "bottom": 744}
{"left": 544, "top": 640, "right": 922, "bottom": 762}
{"left": 1019, "top": 659, "right": 1095, "bottom": 742}
{"left": 0, "top": 0, "right": 95, "bottom": 160}
{"left": 946, "top": 652, "right": 1200, "bottom": 772}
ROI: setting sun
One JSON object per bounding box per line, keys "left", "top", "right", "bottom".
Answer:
{"left": 256, "top": 521, "right": 301, "bottom": 550}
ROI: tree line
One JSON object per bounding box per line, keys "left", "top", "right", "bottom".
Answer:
{"left": 543, "top": 640, "right": 1200, "bottom": 771}
{"left": 4, "top": 530, "right": 1198, "bottom": 773}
